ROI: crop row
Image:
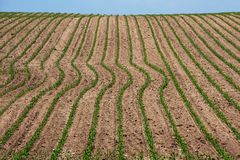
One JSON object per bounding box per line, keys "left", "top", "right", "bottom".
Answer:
{"left": 12, "top": 16, "right": 84, "bottom": 159}
{"left": 0, "top": 13, "right": 239, "bottom": 159}
{"left": 0, "top": 14, "right": 74, "bottom": 154}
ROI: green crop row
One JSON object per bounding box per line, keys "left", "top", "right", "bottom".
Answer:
{"left": 225, "top": 15, "right": 240, "bottom": 26}
{"left": 198, "top": 15, "right": 240, "bottom": 52}
{"left": 125, "top": 16, "right": 158, "bottom": 160}
{"left": 50, "top": 16, "right": 93, "bottom": 159}
{"left": 115, "top": 16, "right": 134, "bottom": 160}
{"left": 0, "top": 14, "right": 58, "bottom": 97}
{"left": 0, "top": 14, "right": 46, "bottom": 50}
{"left": 179, "top": 16, "right": 240, "bottom": 92}
{"left": 0, "top": 13, "right": 29, "bottom": 31}
{"left": 215, "top": 15, "right": 240, "bottom": 33}
{"left": 0, "top": 13, "right": 40, "bottom": 38}
{"left": 137, "top": 16, "right": 193, "bottom": 159}
{"left": 82, "top": 16, "right": 118, "bottom": 159}
{"left": 12, "top": 16, "right": 84, "bottom": 160}
{"left": 169, "top": 16, "right": 240, "bottom": 111}
{"left": 189, "top": 15, "right": 240, "bottom": 64}
{"left": 151, "top": 16, "right": 233, "bottom": 159}
{"left": 0, "top": 13, "right": 54, "bottom": 88}
{"left": 163, "top": 16, "right": 240, "bottom": 141}
{"left": 206, "top": 15, "right": 240, "bottom": 42}
{"left": 0, "top": 14, "right": 74, "bottom": 151}
{"left": 0, "top": 14, "right": 72, "bottom": 117}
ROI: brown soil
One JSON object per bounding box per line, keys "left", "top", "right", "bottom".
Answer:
{"left": 159, "top": 16, "right": 240, "bottom": 156}
{"left": 0, "top": 17, "right": 74, "bottom": 155}
{"left": 150, "top": 16, "right": 218, "bottom": 157}
{"left": 129, "top": 16, "right": 178, "bottom": 156}
{"left": 166, "top": 16, "right": 240, "bottom": 129}
{"left": 0, "top": 13, "right": 240, "bottom": 159}
{"left": 62, "top": 16, "right": 101, "bottom": 155}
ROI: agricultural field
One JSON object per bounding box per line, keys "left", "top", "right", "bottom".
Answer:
{"left": 0, "top": 12, "right": 239, "bottom": 159}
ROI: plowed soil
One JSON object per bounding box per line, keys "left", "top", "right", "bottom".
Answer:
{"left": 0, "top": 12, "right": 239, "bottom": 159}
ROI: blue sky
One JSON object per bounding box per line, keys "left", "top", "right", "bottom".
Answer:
{"left": 0, "top": 0, "right": 240, "bottom": 15}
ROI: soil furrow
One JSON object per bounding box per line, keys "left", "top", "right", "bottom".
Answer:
{"left": 11, "top": 17, "right": 85, "bottom": 159}
{"left": 169, "top": 16, "right": 240, "bottom": 114}
{"left": 206, "top": 15, "right": 240, "bottom": 43}
{"left": 111, "top": 16, "right": 148, "bottom": 158}
{"left": 23, "top": 17, "right": 89, "bottom": 159}
{"left": 177, "top": 16, "right": 240, "bottom": 92}
{"left": 0, "top": 13, "right": 32, "bottom": 36}
{"left": 0, "top": 16, "right": 52, "bottom": 90}
{"left": 0, "top": 17, "right": 77, "bottom": 152}
{"left": 216, "top": 15, "right": 240, "bottom": 33}
{"left": 149, "top": 16, "right": 218, "bottom": 158}
{"left": 82, "top": 16, "right": 117, "bottom": 159}
{"left": 0, "top": 14, "right": 47, "bottom": 51}
{"left": 0, "top": 17, "right": 74, "bottom": 158}
{"left": 190, "top": 15, "right": 240, "bottom": 64}
{"left": 133, "top": 16, "right": 179, "bottom": 157}
{"left": 59, "top": 16, "right": 100, "bottom": 157}
{"left": 160, "top": 16, "right": 240, "bottom": 157}
{"left": 125, "top": 16, "right": 159, "bottom": 159}
{"left": 200, "top": 15, "right": 240, "bottom": 51}
{"left": 50, "top": 17, "right": 93, "bottom": 159}
{"left": 0, "top": 14, "right": 40, "bottom": 44}
{"left": 0, "top": 16, "right": 71, "bottom": 113}
{"left": 93, "top": 16, "right": 121, "bottom": 156}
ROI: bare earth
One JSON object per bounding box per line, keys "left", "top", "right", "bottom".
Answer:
{"left": 0, "top": 12, "right": 240, "bottom": 159}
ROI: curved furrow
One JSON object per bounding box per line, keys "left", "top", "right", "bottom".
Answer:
{"left": 0, "top": 17, "right": 75, "bottom": 158}
{"left": 169, "top": 17, "right": 240, "bottom": 111}
{"left": 190, "top": 15, "right": 240, "bottom": 64}
{"left": 55, "top": 16, "right": 100, "bottom": 157}
{"left": 114, "top": 16, "right": 148, "bottom": 158}
{"left": 150, "top": 16, "right": 218, "bottom": 158}
{"left": 0, "top": 14, "right": 53, "bottom": 88}
{"left": 82, "top": 16, "right": 118, "bottom": 159}
{"left": 49, "top": 16, "right": 92, "bottom": 159}
{"left": 0, "top": 15, "right": 73, "bottom": 156}
{"left": 0, "top": 13, "right": 37, "bottom": 38}
{"left": 18, "top": 16, "right": 89, "bottom": 158}
{"left": 0, "top": 14, "right": 46, "bottom": 50}
{"left": 215, "top": 15, "right": 240, "bottom": 33}
{"left": 0, "top": 13, "right": 39, "bottom": 41}
{"left": 206, "top": 15, "right": 240, "bottom": 42}
{"left": 145, "top": 16, "right": 198, "bottom": 159}
{"left": 0, "top": 15, "right": 17, "bottom": 26}
{"left": 114, "top": 15, "right": 134, "bottom": 159}
{"left": 134, "top": 16, "right": 182, "bottom": 157}
{"left": 152, "top": 16, "right": 233, "bottom": 159}
{"left": 225, "top": 15, "right": 240, "bottom": 25}
{"left": 178, "top": 16, "right": 240, "bottom": 93}
{"left": 0, "top": 13, "right": 28, "bottom": 31}
{"left": 198, "top": 15, "right": 240, "bottom": 52}
{"left": 167, "top": 16, "right": 240, "bottom": 119}
{"left": 162, "top": 16, "right": 240, "bottom": 152}
{"left": 186, "top": 16, "right": 240, "bottom": 74}
{"left": 0, "top": 15, "right": 71, "bottom": 116}
{"left": 55, "top": 16, "right": 102, "bottom": 159}
{"left": 124, "top": 16, "right": 158, "bottom": 160}
{"left": 0, "top": 16, "right": 18, "bottom": 28}
{"left": 0, "top": 14, "right": 62, "bottom": 97}
{"left": 0, "top": 16, "right": 78, "bottom": 150}
{"left": 11, "top": 16, "right": 85, "bottom": 159}
{"left": 92, "top": 16, "right": 125, "bottom": 157}
{"left": 136, "top": 16, "right": 193, "bottom": 159}
{"left": 0, "top": 14, "right": 51, "bottom": 62}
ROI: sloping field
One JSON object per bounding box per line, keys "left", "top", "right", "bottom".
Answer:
{"left": 0, "top": 12, "right": 240, "bottom": 159}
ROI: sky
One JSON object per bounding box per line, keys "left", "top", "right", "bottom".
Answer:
{"left": 0, "top": 0, "right": 240, "bottom": 15}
